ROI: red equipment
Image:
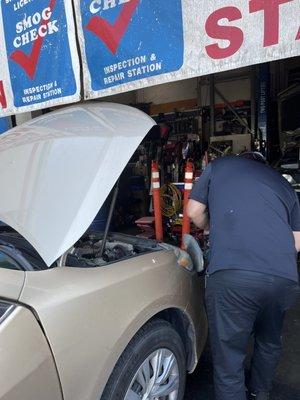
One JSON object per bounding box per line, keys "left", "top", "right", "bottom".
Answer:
{"left": 181, "top": 160, "right": 194, "bottom": 247}
{"left": 151, "top": 161, "right": 163, "bottom": 241}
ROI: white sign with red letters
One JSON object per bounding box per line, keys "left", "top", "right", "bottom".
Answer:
{"left": 0, "top": 0, "right": 300, "bottom": 115}
{"left": 76, "top": 0, "right": 300, "bottom": 99}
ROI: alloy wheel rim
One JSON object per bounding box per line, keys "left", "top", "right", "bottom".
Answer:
{"left": 124, "top": 348, "right": 180, "bottom": 400}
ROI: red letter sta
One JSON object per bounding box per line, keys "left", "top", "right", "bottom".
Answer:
{"left": 205, "top": 6, "right": 244, "bottom": 60}
{"left": 249, "top": 0, "right": 293, "bottom": 47}
{"left": 0, "top": 81, "right": 7, "bottom": 109}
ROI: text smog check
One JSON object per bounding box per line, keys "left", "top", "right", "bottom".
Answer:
{"left": 12, "top": 7, "right": 58, "bottom": 48}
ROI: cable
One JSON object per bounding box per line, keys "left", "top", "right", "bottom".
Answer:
{"left": 160, "top": 184, "right": 182, "bottom": 217}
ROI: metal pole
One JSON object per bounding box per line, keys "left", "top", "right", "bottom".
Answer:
{"left": 197, "top": 77, "right": 204, "bottom": 154}
{"left": 214, "top": 87, "right": 253, "bottom": 136}
{"left": 257, "top": 63, "right": 270, "bottom": 158}
{"left": 251, "top": 66, "right": 257, "bottom": 139}
{"left": 210, "top": 74, "right": 215, "bottom": 137}
{"left": 99, "top": 180, "right": 119, "bottom": 258}
{"left": 197, "top": 77, "right": 202, "bottom": 108}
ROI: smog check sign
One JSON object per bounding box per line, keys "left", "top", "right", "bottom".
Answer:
{"left": 1, "top": 0, "right": 78, "bottom": 108}
{"left": 79, "top": 0, "right": 184, "bottom": 92}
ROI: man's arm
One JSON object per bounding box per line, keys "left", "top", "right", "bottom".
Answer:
{"left": 187, "top": 199, "right": 209, "bottom": 230}
{"left": 293, "top": 231, "right": 300, "bottom": 252}
{"left": 290, "top": 191, "right": 300, "bottom": 252}
{"left": 188, "top": 163, "right": 212, "bottom": 230}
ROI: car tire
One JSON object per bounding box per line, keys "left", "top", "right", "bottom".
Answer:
{"left": 101, "top": 319, "right": 187, "bottom": 400}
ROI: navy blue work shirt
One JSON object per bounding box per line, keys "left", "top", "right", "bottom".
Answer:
{"left": 190, "top": 156, "right": 300, "bottom": 282}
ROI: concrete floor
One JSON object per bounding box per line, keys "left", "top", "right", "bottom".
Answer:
{"left": 185, "top": 297, "right": 300, "bottom": 400}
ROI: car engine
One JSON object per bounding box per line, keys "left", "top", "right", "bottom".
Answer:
{"left": 65, "top": 233, "right": 160, "bottom": 268}
{"left": 0, "top": 229, "right": 160, "bottom": 270}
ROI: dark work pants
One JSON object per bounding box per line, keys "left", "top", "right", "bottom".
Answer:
{"left": 205, "top": 269, "right": 299, "bottom": 400}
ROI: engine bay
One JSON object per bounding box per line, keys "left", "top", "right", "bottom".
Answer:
{"left": 0, "top": 228, "right": 204, "bottom": 272}
{"left": 65, "top": 233, "right": 160, "bottom": 268}
{"left": 0, "top": 229, "right": 161, "bottom": 270}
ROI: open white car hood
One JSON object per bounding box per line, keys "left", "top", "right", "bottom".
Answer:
{"left": 0, "top": 103, "right": 155, "bottom": 266}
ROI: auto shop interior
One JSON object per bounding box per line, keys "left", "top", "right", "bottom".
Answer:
{"left": 1, "top": 57, "right": 300, "bottom": 399}
{"left": 104, "top": 59, "right": 300, "bottom": 400}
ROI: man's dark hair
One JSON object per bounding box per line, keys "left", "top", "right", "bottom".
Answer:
{"left": 239, "top": 151, "right": 267, "bottom": 164}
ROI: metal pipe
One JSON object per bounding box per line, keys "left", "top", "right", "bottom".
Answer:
{"left": 251, "top": 66, "right": 257, "bottom": 139}
{"left": 210, "top": 74, "right": 215, "bottom": 137}
{"left": 99, "top": 180, "right": 119, "bottom": 258}
{"left": 214, "top": 86, "right": 253, "bottom": 136}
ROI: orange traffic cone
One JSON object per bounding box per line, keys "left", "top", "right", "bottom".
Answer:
{"left": 181, "top": 160, "right": 194, "bottom": 247}
{"left": 151, "top": 161, "right": 163, "bottom": 241}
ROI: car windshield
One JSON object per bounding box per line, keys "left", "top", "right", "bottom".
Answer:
{"left": 0, "top": 227, "right": 50, "bottom": 270}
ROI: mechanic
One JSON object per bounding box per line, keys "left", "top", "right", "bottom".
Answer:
{"left": 187, "top": 152, "right": 300, "bottom": 400}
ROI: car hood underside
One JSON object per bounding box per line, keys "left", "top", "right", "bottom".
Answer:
{"left": 0, "top": 103, "right": 155, "bottom": 266}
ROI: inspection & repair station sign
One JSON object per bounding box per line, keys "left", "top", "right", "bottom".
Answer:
{"left": 75, "top": 0, "right": 300, "bottom": 100}
{"left": 76, "top": 0, "right": 184, "bottom": 96}
{"left": 0, "top": 0, "right": 300, "bottom": 116}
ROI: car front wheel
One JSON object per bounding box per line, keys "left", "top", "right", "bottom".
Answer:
{"left": 101, "top": 319, "right": 186, "bottom": 400}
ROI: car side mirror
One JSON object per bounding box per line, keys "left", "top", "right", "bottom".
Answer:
{"left": 182, "top": 234, "right": 204, "bottom": 273}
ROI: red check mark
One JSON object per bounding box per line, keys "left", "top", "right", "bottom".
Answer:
{"left": 86, "top": 0, "right": 140, "bottom": 55}
{"left": 10, "top": 0, "right": 56, "bottom": 80}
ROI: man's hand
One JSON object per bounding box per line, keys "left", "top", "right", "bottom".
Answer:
{"left": 187, "top": 199, "right": 209, "bottom": 230}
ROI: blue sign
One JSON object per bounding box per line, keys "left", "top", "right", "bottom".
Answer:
{"left": 0, "top": 118, "right": 10, "bottom": 134}
{"left": 1, "top": 0, "right": 77, "bottom": 108}
{"left": 80, "top": 0, "right": 184, "bottom": 91}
